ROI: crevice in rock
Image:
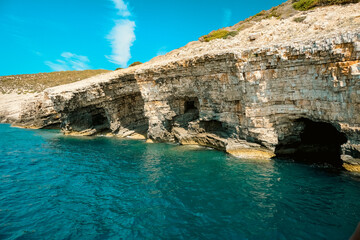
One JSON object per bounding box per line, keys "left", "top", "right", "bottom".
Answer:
{"left": 41, "top": 122, "right": 61, "bottom": 129}
{"left": 91, "top": 112, "right": 108, "bottom": 129}
{"left": 61, "top": 107, "right": 111, "bottom": 135}
{"left": 275, "top": 118, "right": 347, "bottom": 167}
{"left": 199, "top": 120, "right": 229, "bottom": 138}
{"left": 184, "top": 100, "right": 198, "bottom": 113}
{"left": 112, "top": 92, "right": 149, "bottom": 138}
{"left": 172, "top": 97, "right": 200, "bottom": 129}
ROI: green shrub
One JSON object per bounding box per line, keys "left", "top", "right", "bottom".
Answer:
{"left": 293, "top": 16, "right": 307, "bottom": 22}
{"left": 115, "top": 67, "right": 123, "bottom": 70}
{"left": 227, "top": 31, "right": 239, "bottom": 38}
{"left": 202, "top": 30, "right": 238, "bottom": 42}
{"left": 293, "top": 0, "right": 318, "bottom": 10}
{"left": 267, "top": 11, "right": 281, "bottom": 19}
{"left": 129, "top": 61, "right": 142, "bottom": 67}
{"left": 254, "top": 10, "right": 266, "bottom": 17}
{"left": 293, "top": 0, "right": 359, "bottom": 10}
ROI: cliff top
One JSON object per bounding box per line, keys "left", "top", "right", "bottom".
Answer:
{"left": 0, "top": 69, "right": 110, "bottom": 94}
{"left": 140, "top": 1, "right": 360, "bottom": 71}
{"left": 43, "top": 0, "right": 360, "bottom": 95}
{"left": 2, "top": 0, "right": 359, "bottom": 95}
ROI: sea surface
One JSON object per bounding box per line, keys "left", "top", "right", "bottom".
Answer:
{"left": 1, "top": 124, "right": 360, "bottom": 240}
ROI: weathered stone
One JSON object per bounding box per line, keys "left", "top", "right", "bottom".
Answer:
{"left": 1, "top": 3, "right": 360, "bottom": 170}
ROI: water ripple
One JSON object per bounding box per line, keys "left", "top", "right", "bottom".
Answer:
{"left": 0, "top": 124, "right": 360, "bottom": 239}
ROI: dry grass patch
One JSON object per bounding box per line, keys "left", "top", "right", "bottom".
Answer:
{"left": 0, "top": 69, "right": 110, "bottom": 94}
{"left": 128, "top": 61, "right": 143, "bottom": 67}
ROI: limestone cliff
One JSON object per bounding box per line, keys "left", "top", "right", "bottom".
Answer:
{"left": 1, "top": 2, "right": 360, "bottom": 170}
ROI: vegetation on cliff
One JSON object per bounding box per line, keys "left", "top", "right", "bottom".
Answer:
{"left": 0, "top": 69, "right": 110, "bottom": 94}
{"left": 202, "top": 30, "right": 238, "bottom": 42}
{"left": 129, "top": 61, "right": 143, "bottom": 67}
{"left": 199, "top": 1, "right": 297, "bottom": 42}
{"left": 199, "top": 0, "right": 359, "bottom": 42}
{"left": 293, "top": 0, "right": 359, "bottom": 11}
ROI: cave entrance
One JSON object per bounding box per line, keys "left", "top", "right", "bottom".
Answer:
{"left": 91, "top": 111, "right": 110, "bottom": 133}
{"left": 185, "top": 100, "right": 197, "bottom": 113}
{"left": 173, "top": 98, "right": 200, "bottom": 128}
{"left": 183, "top": 98, "right": 200, "bottom": 116}
{"left": 199, "top": 120, "right": 229, "bottom": 138}
{"left": 275, "top": 118, "right": 347, "bottom": 167}
{"left": 62, "top": 107, "right": 111, "bottom": 135}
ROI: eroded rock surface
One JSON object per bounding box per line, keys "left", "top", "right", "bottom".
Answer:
{"left": 1, "top": 2, "right": 360, "bottom": 169}
{"left": 135, "top": 32, "right": 360, "bottom": 165}
{"left": 44, "top": 70, "right": 148, "bottom": 138}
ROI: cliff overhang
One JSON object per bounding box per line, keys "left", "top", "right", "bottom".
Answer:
{"left": 1, "top": 2, "right": 360, "bottom": 171}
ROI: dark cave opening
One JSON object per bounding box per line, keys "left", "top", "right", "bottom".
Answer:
{"left": 62, "top": 108, "right": 111, "bottom": 134}
{"left": 91, "top": 112, "right": 110, "bottom": 133}
{"left": 173, "top": 98, "right": 200, "bottom": 129}
{"left": 183, "top": 98, "right": 200, "bottom": 118}
{"left": 199, "top": 120, "right": 229, "bottom": 138}
{"left": 185, "top": 100, "right": 197, "bottom": 113}
{"left": 275, "top": 118, "right": 347, "bottom": 167}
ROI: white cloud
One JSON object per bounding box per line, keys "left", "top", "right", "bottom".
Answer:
{"left": 61, "top": 52, "right": 74, "bottom": 58}
{"left": 106, "top": 0, "right": 135, "bottom": 67}
{"left": 222, "top": 9, "right": 232, "bottom": 27}
{"left": 106, "top": 19, "right": 136, "bottom": 67}
{"left": 44, "top": 61, "right": 68, "bottom": 71}
{"left": 156, "top": 46, "right": 168, "bottom": 56}
{"left": 111, "top": 0, "right": 131, "bottom": 17}
{"left": 45, "top": 52, "right": 90, "bottom": 71}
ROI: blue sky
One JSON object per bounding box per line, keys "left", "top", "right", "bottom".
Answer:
{"left": 0, "top": 0, "right": 285, "bottom": 76}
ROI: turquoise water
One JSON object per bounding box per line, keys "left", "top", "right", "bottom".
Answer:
{"left": 1, "top": 124, "right": 360, "bottom": 239}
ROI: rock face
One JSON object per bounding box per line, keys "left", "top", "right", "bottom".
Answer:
{"left": 1, "top": 3, "right": 360, "bottom": 169}
{"left": 45, "top": 71, "right": 148, "bottom": 138}
{"left": 136, "top": 33, "right": 360, "bottom": 166}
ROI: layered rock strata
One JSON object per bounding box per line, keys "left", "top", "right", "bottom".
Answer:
{"left": 136, "top": 33, "right": 360, "bottom": 166}
{"left": 1, "top": 3, "right": 360, "bottom": 169}
{"left": 43, "top": 71, "right": 148, "bottom": 138}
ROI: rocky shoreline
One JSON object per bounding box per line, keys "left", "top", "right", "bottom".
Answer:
{"left": 1, "top": 2, "right": 359, "bottom": 170}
